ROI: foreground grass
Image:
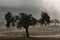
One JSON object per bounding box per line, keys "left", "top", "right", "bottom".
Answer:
{"left": 0, "top": 37, "right": 60, "bottom": 40}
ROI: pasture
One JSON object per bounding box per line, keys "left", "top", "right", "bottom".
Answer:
{"left": 0, "top": 23, "right": 60, "bottom": 37}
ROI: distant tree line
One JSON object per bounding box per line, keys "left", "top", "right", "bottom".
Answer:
{"left": 5, "top": 11, "right": 60, "bottom": 37}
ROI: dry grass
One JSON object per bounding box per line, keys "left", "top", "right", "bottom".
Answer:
{"left": 0, "top": 37, "right": 60, "bottom": 40}
{"left": 0, "top": 24, "right": 60, "bottom": 40}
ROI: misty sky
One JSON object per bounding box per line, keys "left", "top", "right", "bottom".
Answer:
{"left": 0, "top": 0, "right": 60, "bottom": 20}
{"left": 0, "top": 0, "right": 42, "bottom": 8}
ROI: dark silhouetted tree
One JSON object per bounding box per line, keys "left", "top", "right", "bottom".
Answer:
{"left": 40, "top": 12, "right": 50, "bottom": 26}
{"left": 17, "top": 13, "right": 37, "bottom": 37}
{"left": 5, "top": 12, "right": 12, "bottom": 28}
{"left": 5, "top": 12, "right": 15, "bottom": 28}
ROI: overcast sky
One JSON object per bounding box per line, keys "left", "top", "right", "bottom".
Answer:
{"left": 0, "top": 0, "right": 60, "bottom": 20}
{"left": 0, "top": 0, "right": 42, "bottom": 8}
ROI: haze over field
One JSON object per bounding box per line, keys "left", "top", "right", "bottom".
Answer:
{"left": 0, "top": 0, "right": 60, "bottom": 37}
{"left": 0, "top": 0, "right": 60, "bottom": 20}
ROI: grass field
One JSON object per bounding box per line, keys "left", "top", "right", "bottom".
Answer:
{"left": 0, "top": 24, "right": 60, "bottom": 37}
{"left": 0, "top": 24, "right": 60, "bottom": 40}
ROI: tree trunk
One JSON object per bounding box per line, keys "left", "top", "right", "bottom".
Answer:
{"left": 26, "top": 28, "right": 29, "bottom": 37}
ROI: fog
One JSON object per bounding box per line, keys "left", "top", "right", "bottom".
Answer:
{"left": 42, "top": 0, "right": 60, "bottom": 20}
{"left": 0, "top": 0, "right": 60, "bottom": 20}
